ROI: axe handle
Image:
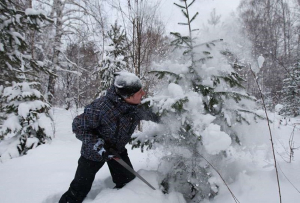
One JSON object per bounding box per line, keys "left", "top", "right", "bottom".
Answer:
{"left": 109, "top": 148, "right": 156, "bottom": 190}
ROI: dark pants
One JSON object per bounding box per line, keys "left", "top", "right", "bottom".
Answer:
{"left": 59, "top": 149, "right": 135, "bottom": 203}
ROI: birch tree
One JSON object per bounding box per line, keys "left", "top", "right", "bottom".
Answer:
{"left": 34, "top": 0, "right": 103, "bottom": 105}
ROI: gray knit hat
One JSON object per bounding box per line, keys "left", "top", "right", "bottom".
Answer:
{"left": 114, "top": 71, "right": 142, "bottom": 98}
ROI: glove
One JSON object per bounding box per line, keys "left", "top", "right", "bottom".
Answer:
{"left": 101, "top": 150, "right": 116, "bottom": 161}
{"left": 93, "top": 138, "right": 115, "bottom": 161}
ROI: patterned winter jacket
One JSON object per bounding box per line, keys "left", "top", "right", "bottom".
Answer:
{"left": 74, "top": 86, "right": 159, "bottom": 162}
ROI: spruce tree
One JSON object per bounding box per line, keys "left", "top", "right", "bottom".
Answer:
{"left": 280, "top": 61, "right": 300, "bottom": 117}
{"left": 98, "top": 21, "right": 129, "bottom": 94}
{"left": 0, "top": 82, "right": 52, "bottom": 160}
{"left": 132, "top": 0, "right": 259, "bottom": 201}
{"left": 0, "top": 0, "right": 53, "bottom": 161}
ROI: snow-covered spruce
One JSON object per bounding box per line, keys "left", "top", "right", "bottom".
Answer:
{"left": 0, "top": 82, "right": 53, "bottom": 161}
{"left": 279, "top": 60, "right": 300, "bottom": 117}
{"left": 132, "top": 1, "right": 261, "bottom": 202}
{"left": 97, "top": 21, "right": 129, "bottom": 96}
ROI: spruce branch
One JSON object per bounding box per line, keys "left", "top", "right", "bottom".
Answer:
{"left": 193, "top": 39, "right": 223, "bottom": 48}
{"left": 178, "top": 22, "right": 189, "bottom": 25}
{"left": 237, "top": 109, "right": 266, "bottom": 120}
{"left": 181, "top": 9, "right": 188, "bottom": 18}
{"left": 215, "top": 91, "right": 255, "bottom": 102}
{"left": 190, "top": 12, "right": 199, "bottom": 23}
{"left": 170, "top": 32, "right": 182, "bottom": 37}
{"left": 214, "top": 74, "right": 245, "bottom": 89}
{"left": 149, "top": 70, "right": 181, "bottom": 82}
{"left": 187, "top": 0, "right": 196, "bottom": 8}
{"left": 174, "top": 2, "right": 185, "bottom": 9}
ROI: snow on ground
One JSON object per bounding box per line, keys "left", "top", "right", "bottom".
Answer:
{"left": 0, "top": 108, "right": 299, "bottom": 203}
{"left": 0, "top": 108, "right": 185, "bottom": 203}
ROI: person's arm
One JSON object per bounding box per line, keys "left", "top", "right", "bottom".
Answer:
{"left": 137, "top": 104, "right": 160, "bottom": 123}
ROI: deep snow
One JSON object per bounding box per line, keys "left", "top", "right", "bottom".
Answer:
{"left": 0, "top": 108, "right": 299, "bottom": 203}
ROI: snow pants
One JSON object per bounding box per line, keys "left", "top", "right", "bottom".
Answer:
{"left": 59, "top": 149, "right": 135, "bottom": 203}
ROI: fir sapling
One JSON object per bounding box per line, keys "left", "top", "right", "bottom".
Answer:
{"left": 132, "top": 0, "right": 262, "bottom": 202}
{"left": 97, "top": 21, "right": 130, "bottom": 96}
{"left": 0, "top": 82, "right": 53, "bottom": 161}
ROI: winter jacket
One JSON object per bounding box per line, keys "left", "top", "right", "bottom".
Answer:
{"left": 75, "top": 86, "right": 159, "bottom": 162}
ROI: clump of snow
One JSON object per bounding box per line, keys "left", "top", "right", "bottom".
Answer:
{"left": 18, "top": 100, "right": 48, "bottom": 118}
{"left": 1, "top": 115, "right": 22, "bottom": 138}
{"left": 38, "top": 112, "right": 54, "bottom": 138}
{"left": 257, "top": 55, "right": 265, "bottom": 69}
{"left": 185, "top": 91, "right": 203, "bottom": 110}
{"left": 167, "top": 83, "right": 184, "bottom": 97}
{"left": 275, "top": 104, "right": 283, "bottom": 113}
{"left": 25, "top": 8, "right": 47, "bottom": 16}
{"left": 0, "top": 42, "right": 4, "bottom": 51}
{"left": 0, "top": 137, "right": 20, "bottom": 161}
{"left": 201, "top": 123, "right": 231, "bottom": 155}
{"left": 152, "top": 60, "right": 189, "bottom": 75}
{"left": 25, "top": 137, "right": 39, "bottom": 148}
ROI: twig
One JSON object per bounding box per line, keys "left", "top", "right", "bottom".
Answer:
{"left": 276, "top": 149, "right": 290, "bottom": 163}
{"left": 288, "top": 126, "right": 296, "bottom": 163}
{"left": 50, "top": 108, "right": 56, "bottom": 138}
{"left": 198, "top": 154, "right": 241, "bottom": 203}
{"left": 249, "top": 64, "right": 282, "bottom": 203}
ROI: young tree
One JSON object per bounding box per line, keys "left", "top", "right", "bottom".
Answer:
{"left": 97, "top": 22, "right": 129, "bottom": 95}
{"left": 0, "top": 82, "right": 53, "bottom": 161}
{"left": 207, "top": 8, "right": 221, "bottom": 27}
{"left": 133, "top": 0, "right": 259, "bottom": 201}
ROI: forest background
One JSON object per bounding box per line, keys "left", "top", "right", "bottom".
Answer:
{"left": 1, "top": 0, "right": 299, "bottom": 112}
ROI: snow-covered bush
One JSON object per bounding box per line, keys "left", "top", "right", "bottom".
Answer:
{"left": 0, "top": 82, "right": 53, "bottom": 161}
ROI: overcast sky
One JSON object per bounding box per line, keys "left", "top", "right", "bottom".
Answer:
{"left": 159, "top": 0, "right": 241, "bottom": 33}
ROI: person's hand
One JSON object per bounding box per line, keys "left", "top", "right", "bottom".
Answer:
{"left": 93, "top": 138, "right": 115, "bottom": 161}
{"left": 101, "top": 150, "right": 116, "bottom": 161}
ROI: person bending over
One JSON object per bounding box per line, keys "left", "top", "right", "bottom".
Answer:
{"left": 59, "top": 71, "right": 159, "bottom": 203}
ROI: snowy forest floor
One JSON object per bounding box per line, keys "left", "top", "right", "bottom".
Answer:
{"left": 0, "top": 108, "right": 300, "bottom": 203}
